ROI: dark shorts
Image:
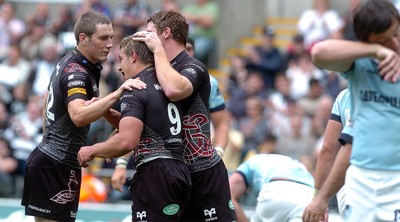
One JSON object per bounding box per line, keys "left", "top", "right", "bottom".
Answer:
{"left": 130, "top": 158, "right": 192, "bottom": 222}
{"left": 180, "top": 160, "right": 237, "bottom": 222}
{"left": 21, "top": 148, "right": 81, "bottom": 222}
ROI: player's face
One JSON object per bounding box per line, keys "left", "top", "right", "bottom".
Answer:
{"left": 86, "top": 23, "right": 113, "bottom": 63}
{"left": 147, "top": 22, "right": 166, "bottom": 45}
{"left": 118, "top": 51, "right": 130, "bottom": 81}
{"left": 368, "top": 20, "right": 400, "bottom": 54}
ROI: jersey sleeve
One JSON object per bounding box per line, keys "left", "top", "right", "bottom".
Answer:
{"left": 236, "top": 159, "right": 254, "bottom": 188}
{"left": 61, "top": 72, "right": 92, "bottom": 104}
{"left": 120, "top": 89, "right": 146, "bottom": 122}
{"left": 209, "top": 75, "right": 225, "bottom": 112}
{"left": 179, "top": 62, "right": 209, "bottom": 93}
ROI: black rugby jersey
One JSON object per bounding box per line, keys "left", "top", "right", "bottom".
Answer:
{"left": 170, "top": 50, "right": 220, "bottom": 172}
{"left": 120, "top": 66, "right": 185, "bottom": 168}
{"left": 39, "top": 48, "right": 102, "bottom": 168}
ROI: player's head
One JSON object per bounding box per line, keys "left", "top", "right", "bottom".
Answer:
{"left": 119, "top": 35, "right": 154, "bottom": 80}
{"left": 353, "top": 0, "right": 400, "bottom": 51}
{"left": 186, "top": 35, "right": 195, "bottom": 57}
{"left": 146, "top": 10, "right": 189, "bottom": 47}
{"left": 74, "top": 11, "right": 113, "bottom": 63}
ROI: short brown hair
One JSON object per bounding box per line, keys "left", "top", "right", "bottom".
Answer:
{"left": 147, "top": 10, "right": 189, "bottom": 46}
{"left": 74, "top": 11, "right": 112, "bottom": 44}
{"left": 120, "top": 36, "right": 154, "bottom": 65}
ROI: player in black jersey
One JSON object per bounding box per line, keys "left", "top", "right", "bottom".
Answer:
{"left": 21, "top": 11, "right": 145, "bottom": 222}
{"left": 77, "top": 36, "right": 191, "bottom": 221}
{"left": 133, "top": 10, "right": 237, "bottom": 222}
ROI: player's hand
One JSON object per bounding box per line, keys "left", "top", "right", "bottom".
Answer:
{"left": 120, "top": 77, "right": 147, "bottom": 91}
{"left": 376, "top": 46, "right": 400, "bottom": 82}
{"left": 302, "top": 196, "right": 329, "bottom": 222}
{"left": 84, "top": 97, "right": 99, "bottom": 106}
{"left": 116, "top": 78, "right": 147, "bottom": 98}
{"left": 132, "top": 31, "right": 163, "bottom": 52}
{"left": 77, "top": 146, "right": 95, "bottom": 167}
{"left": 111, "top": 167, "right": 127, "bottom": 192}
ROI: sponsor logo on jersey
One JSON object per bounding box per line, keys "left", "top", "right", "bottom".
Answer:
{"left": 163, "top": 204, "right": 180, "bottom": 215}
{"left": 68, "top": 88, "right": 87, "bottom": 97}
{"left": 67, "top": 80, "right": 85, "bottom": 88}
{"left": 154, "top": 84, "right": 162, "bottom": 91}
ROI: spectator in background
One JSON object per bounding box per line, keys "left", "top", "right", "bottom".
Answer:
{"left": 158, "top": 0, "right": 180, "bottom": 12}
{"left": 267, "top": 73, "right": 295, "bottom": 118}
{"left": 245, "top": 26, "right": 285, "bottom": 89}
{"left": 0, "top": 101, "right": 10, "bottom": 136}
{"left": 74, "top": 0, "right": 112, "bottom": 21}
{"left": 286, "top": 34, "right": 307, "bottom": 65}
{"left": 227, "top": 55, "right": 248, "bottom": 95}
{"left": 9, "top": 83, "right": 30, "bottom": 115}
{"left": 227, "top": 71, "right": 269, "bottom": 121}
{"left": 30, "top": 38, "right": 60, "bottom": 97}
{"left": 231, "top": 96, "right": 270, "bottom": 161}
{"left": 275, "top": 114, "right": 317, "bottom": 173}
{"left": 49, "top": 4, "right": 75, "bottom": 38}
{"left": 0, "top": 137, "right": 18, "bottom": 197}
{"left": 19, "top": 19, "right": 58, "bottom": 62}
{"left": 113, "top": 0, "right": 152, "bottom": 37}
{"left": 0, "top": 44, "right": 31, "bottom": 101}
{"left": 25, "top": 2, "right": 51, "bottom": 33}
{"left": 0, "top": 2, "right": 26, "bottom": 61}
{"left": 297, "top": 78, "right": 327, "bottom": 118}
{"left": 182, "top": 0, "right": 219, "bottom": 68}
{"left": 4, "top": 95, "right": 42, "bottom": 174}
{"left": 297, "top": 0, "right": 343, "bottom": 50}
{"left": 286, "top": 51, "right": 325, "bottom": 100}
{"left": 339, "top": 0, "right": 361, "bottom": 41}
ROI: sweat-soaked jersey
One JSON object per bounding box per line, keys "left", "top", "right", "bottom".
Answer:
{"left": 39, "top": 48, "right": 102, "bottom": 168}
{"left": 170, "top": 50, "right": 220, "bottom": 172}
{"left": 120, "top": 66, "right": 185, "bottom": 168}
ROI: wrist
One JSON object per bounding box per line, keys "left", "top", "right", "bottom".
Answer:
{"left": 314, "top": 188, "right": 319, "bottom": 197}
{"left": 215, "top": 146, "right": 224, "bottom": 158}
{"left": 115, "top": 157, "right": 128, "bottom": 169}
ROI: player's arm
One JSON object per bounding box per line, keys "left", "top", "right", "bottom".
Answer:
{"left": 211, "top": 110, "right": 229, "bottom": 153}
{"left": 229, "top": 172, "right": 250, "bottom": 222}
{"left": 133, "top": 31, "right": 193, "bottom": 101}
{"left": 68, "top": 78, "right": 142, "bottom": 127}
{"left": 313, "top": 119, "right": 343, "bottom": 190}
{"left": 41, "top": 92, "right": 48, "bottom": 132}
{"left": 303, "top": 143, "right": 351, "bottom": 222}
{"left": 103, "top": 108, "right": 121, "bottom": 129}
{"left": 78, "top": 116, "right": 142, "bottom": 167}
{"left": 311, "top": 39, "right": 381, "bottom": 72}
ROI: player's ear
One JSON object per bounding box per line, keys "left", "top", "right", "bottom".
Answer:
{"left": 164, "top": 27, "right": 172, "bottom": 39}
{"left": 131, "top": 51, "right": 137, "bottom": 62}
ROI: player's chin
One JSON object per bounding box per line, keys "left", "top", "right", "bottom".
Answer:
{"left": 98, "top": 54, "right": 109, "bottom": 62}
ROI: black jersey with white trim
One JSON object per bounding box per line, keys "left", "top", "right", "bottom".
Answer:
{"left": 170, "top": 50, "right": 220, "bottom": 172}
{"left": 39, "top": 48, "right": 102, "bottom": 168}
{"left": 120, "top": 66, "right": 185, "bottom": 168}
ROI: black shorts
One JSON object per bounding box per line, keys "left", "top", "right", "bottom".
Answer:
{"left": 130, "top": 158, "right": 192, "bottom": 222}
{"left": 21, "top": 148, "right": 82, "bottom": 222}
{"left": 180, "top": 160, "right": 237, "bottom": 222}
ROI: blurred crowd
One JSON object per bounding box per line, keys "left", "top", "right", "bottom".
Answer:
{"left": 0, "top": 0, "right": 390, "bottom": 204}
